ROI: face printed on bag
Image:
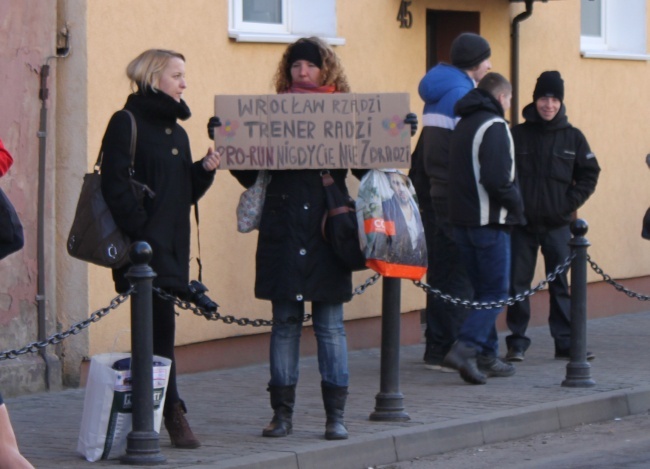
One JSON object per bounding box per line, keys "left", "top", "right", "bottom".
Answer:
{"left": 388, "top": 173, "right": 410, "bottom": 207}
{"left": 156, "top": 57, "right": 186, "bottom": 102}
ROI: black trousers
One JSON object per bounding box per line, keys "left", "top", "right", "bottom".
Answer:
{"left": 506, "top": 225, "right": 572, "bottom": 352}
{"left": 423, "top": 197, "right": 473, "bottom": 358}
{"left": 152, "top": 293, "right": 181, "bottom": 417}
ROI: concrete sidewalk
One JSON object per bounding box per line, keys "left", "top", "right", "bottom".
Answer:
{"left": 7, "top": 310, "right": 650, "bottom": 469}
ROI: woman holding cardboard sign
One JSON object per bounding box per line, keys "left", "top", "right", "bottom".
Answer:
{"left": 209, "top": 37, "right": 416, "bottom": 441}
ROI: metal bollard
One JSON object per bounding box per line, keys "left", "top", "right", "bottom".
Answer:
{"left": 120, "top": 242, "right": 166, "bottom": 465}
{"left": 562, "top": 219, "right": 596, "bottom": 388}
{"left": 369, "top": 277, "right": 410, "bottom": 421}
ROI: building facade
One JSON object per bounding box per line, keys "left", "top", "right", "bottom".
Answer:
{"left": 0, "top": 0, "right": 648, "bottom": 395}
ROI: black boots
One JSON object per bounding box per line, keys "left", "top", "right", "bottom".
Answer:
{"left": 262, "top": 385, "right": 295, "bottom": 437}
{"left": 443, "top": 341, "right": 487, "bottom": 385}
{"left": 262, "top": 383, "right": 348, "bottom": 440}
{"left": 164, "top": 401, "right": 201, "bottom": 449}
{"left": 321, "top": 383, "right": 348, "bottom": 440}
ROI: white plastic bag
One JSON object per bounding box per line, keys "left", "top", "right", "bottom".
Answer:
{"left": 76, "top": 353, "right": 171, "bottom": 462}
{"left": 357, "top": 169, "right": 427, "bottom": 280}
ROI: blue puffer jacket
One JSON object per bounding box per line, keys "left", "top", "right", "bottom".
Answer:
{"left": 418, "top": 64, "right": 475, "bottom": 199}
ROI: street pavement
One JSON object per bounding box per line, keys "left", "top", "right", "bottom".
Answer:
{"left": 7, "top": 310, "right": 650, "bottom": 469}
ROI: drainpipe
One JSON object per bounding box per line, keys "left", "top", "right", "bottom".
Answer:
{"left": 511, "top": 0, "right": 534, "bottom": 126}
{"left": 37, "top": 25, "right": 70, "bottom": 389}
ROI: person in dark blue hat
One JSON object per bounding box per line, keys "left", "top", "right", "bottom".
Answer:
{"left": 411, "top": 32, "right": 492, "bottom": 373}
{"left": 505, "top": 71, "right": 601, "bottom": 362}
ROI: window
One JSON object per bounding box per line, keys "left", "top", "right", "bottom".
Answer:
{"left": 580, "top": 0, "right": 649, "bottom": 60}
{"left": 229, "top": 0, "right": 344, "bottom": 44}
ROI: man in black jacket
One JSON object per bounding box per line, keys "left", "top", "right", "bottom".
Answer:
{"left": 442, "top": 73, "right": 525, "bottom": 385}
{"left": 505, "top": 71, "right": 601, "bottom": 362}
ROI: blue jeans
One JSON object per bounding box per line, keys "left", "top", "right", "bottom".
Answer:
{"left": 452, "top": 226, "right": 511, "bottom": 357}
{"left": 269, "top": 300, "right": 349, "bottom": 388}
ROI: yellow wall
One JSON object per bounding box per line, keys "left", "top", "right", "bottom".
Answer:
{"left": 69, "top": 0, "right": 649, "bottom": 356}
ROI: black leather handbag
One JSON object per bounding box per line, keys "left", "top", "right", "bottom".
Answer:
{"left": 0, "top": 187, "right": 24, "bottom": 260}
{"left": 321, "top": 171, "right": 367, "bottom": 271}
{"left": 67, "top": 110, "right": 153, "bottom": 268}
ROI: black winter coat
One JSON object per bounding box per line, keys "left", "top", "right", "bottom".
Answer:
{"left": 232, "top": 168, "right": 357, "bottom": 303}
{"left": 448, "top": 88, "right": 525, "bottom": 227}
{"left": 101, "top": 92, "right": 215, "bottom": 292}
{"left": 513, "top": 103, "right": 600, "bottom": 232}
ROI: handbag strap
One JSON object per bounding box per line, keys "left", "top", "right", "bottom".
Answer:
{"left": 95, "top": 109, "right": 137, "bottom": 171}
{"left": 123, "top": 110, "right": 137, "bottom": 174}
{"left": 194, "top": 204, "right": 203, "bottom": 282}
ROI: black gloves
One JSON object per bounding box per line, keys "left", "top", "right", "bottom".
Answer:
{"left": 404, "top": 113, "right": 418, "bottom": 137}
{"left": 207, "top": 116, "right": 222, "bottom": 140}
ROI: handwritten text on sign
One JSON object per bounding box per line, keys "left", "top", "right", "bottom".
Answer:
{"left": 213, "top": 93, "right": 411, "bottom": 169}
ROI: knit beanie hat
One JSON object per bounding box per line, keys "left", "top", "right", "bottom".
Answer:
{"left": 287, "top": 40, "right": 323, "bottom": 69}
{"left": 450, "top": 33, "right": 491, "bottom": 69}
{"left": 533, "top": 71, "right": 564, "bottom": 102}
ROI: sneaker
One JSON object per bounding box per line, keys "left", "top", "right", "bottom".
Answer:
{"left": 505, "top": 349, "right": 525, "bottom": 362}
{"left": 477, "top": 356, "right": 516, "bottom": 378}
{"left": 424, "top": 355, "right": 457, "bottom": 373}
{"left": 554, "top": 349, "right": 596, "bottom": 361}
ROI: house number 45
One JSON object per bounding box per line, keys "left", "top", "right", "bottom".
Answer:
{"left": 397, "top": 0, "right": 412, "bottom": 29}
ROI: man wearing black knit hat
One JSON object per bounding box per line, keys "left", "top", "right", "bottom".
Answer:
{"left": 505, "top": 71, "right": 601, "bottom": 363}
{"left": 409, "top": 32, "right": 492, "bottom": 372}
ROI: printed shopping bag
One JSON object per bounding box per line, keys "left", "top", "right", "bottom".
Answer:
{"left": 356, "top": 169, "right": 427, "bottom": 280}
{"left": 76, "top": 353, "right": 171, "bottom": 461}
{"left": 236, "top": 170, "right": 270, "bottom": 233}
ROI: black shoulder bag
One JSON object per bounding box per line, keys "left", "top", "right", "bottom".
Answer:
{"left": 67, "top": 110, "right": 154, "bottom": 268}
{"left": 321, "top": 170, "right": 367, "bottom": 271}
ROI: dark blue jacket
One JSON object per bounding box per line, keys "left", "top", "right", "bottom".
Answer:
{"left": 231, "top": 169, "right": 355, "bottom": 303}
{"left": 512, "top": 103, "right": 600, "bottom": 232}
{"left": 448, "top": 88, "right": 525, "bottom": 227}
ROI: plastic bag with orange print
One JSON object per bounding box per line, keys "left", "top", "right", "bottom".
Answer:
{"left": 356, "top": 169, "right": 427, "bottom": 280}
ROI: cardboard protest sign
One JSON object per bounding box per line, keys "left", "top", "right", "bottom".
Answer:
{"left": 213, "top": 93, "right": 411, "bottom": 169}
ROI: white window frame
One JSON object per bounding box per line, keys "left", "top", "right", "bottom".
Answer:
{"left": 228, "top": 0, "right": 345, "bottom": 45}
{"left": 580, "top": 0, "right": 650, "bottom": 60}
{"left": 232, "top": 0, "right": 290, "bottom": 35}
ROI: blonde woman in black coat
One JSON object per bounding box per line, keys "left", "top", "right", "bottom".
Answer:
{"left": 101, "top": 49, "right": 220, "bottom": 448}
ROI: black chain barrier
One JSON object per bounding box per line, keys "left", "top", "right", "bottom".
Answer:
{"left": 587, "top": 254, "right": 650, "bottom": 301}
{"left": 2, "top": 254, "right": 647, "bottom": 362}
{"left": 153, "top": 273, "right": 382, "bottom": 326}
{"left": 0, "top": 287, "right": 134, "bottom": 361}
{"left": 0, "top": 274, "right": 381, "bottom": 361}
{"left": 412, "top": 254, "right": 575, "bottom": 310}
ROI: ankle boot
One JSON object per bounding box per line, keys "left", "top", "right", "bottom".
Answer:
{"left": 164, "top": 401, "right": 201, "bottom": 449}
{"left": 262, "top": 385, "right": 295, "bottom": 437}
{"left": 443, "top": 341, "right": 487, "bottom": 385}
{"left": 321, "top": 383, "right": 348, "bottom": 440}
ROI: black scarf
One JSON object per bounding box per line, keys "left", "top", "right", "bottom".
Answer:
{"left": 124, "top": 90, "right": 191, "bottom": 123}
